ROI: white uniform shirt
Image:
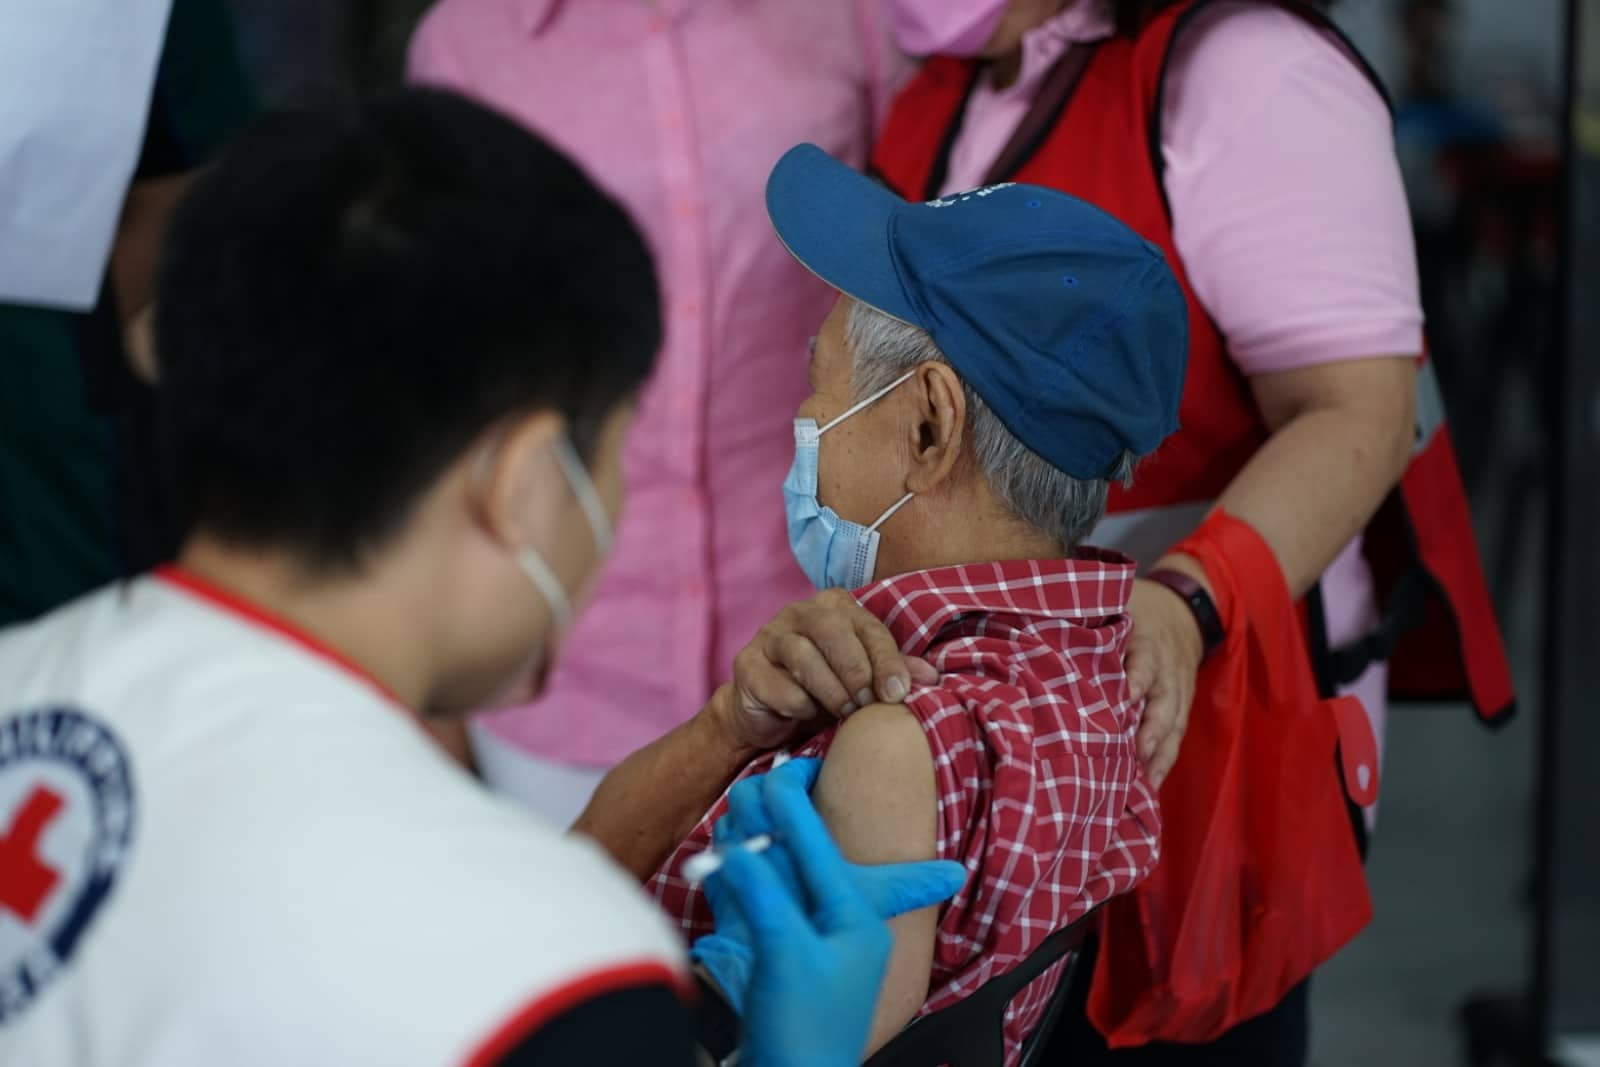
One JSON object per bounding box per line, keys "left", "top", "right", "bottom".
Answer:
{"left": 0, "top": 569, "right": 687, "bottom": 1066}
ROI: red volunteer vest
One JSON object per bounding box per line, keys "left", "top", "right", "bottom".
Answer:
{"left": 871, "top": 0, "right": 1514, "bottom": 724}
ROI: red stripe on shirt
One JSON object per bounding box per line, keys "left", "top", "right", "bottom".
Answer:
{"left": 152, "top": 565, "right": 409, "bottom": 710}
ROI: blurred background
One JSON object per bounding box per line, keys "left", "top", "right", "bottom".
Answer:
{"left": 1315, "top": 3, "right": 1567, "bottom": 1067}
{"left": 24, "top": 0, "right": 1594, "bottom": 1062}
{"left": 1316, "top": 6, "right": 1594, "bottom": 1067}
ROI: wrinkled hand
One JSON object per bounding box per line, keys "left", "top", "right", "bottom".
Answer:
{"left": 690, "top": 759, "right": 967, "bottom": 1012}
{"left": 719, "top": 588, "right": 938, "bottom": 751}
{"left": 694, "top": 760, "right": 965, "bottom": 1066}
{"left": 1126, "top": 563, "right": 1208, "bottom": 790}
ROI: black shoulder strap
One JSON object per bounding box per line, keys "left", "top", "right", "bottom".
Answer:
{"left": 981, "top": 44, "right": 1101, "bottom": 186}
{"left": 921, "top": 68, "right": 985, "bottom": 199}
{"left": 921, "top": 41, "right": 1100, "bottom": 198}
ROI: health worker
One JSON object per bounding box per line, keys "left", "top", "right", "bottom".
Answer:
{"left": 0, "top": 88, "right": 962, "bottom": 1067}
{"left": 870, "top": 0, "right": 1516, "bottom": 1062}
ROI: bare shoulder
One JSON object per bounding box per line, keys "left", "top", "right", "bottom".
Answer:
{"left": 817, "top": 705, "right": 944, "bottom": 1048}
{"left": 813, "top": 703, "right": 938, "bottom": 865}
{"left": 827, "top": 701, "right": 932, "bottom": 763}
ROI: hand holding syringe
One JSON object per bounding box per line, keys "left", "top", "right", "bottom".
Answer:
{"left": 683, "top": 834, "right": 776, "bottom": 884}
{"left": 686, "top": 758, "right": 966, "bottom": 1066}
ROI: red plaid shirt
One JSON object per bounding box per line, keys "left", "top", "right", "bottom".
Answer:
{"left": 647, "top": 555, "right": 1162, "bottom": 1063}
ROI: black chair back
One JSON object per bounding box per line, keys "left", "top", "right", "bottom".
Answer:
{"left": 862, "top": 907, "right": 1100, "bottom": 1067}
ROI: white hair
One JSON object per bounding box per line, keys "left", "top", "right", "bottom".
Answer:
{"left": 845, "top": 300, "right": 1137, "bottom": 552}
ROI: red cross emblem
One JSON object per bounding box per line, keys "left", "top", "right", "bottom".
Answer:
{"left": 0, "top": 785, "right": 65, "bottom": 925}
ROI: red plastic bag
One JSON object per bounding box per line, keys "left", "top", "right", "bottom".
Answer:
{"left": 1087, "top": 511, "right": 1377, "bottom": 1046}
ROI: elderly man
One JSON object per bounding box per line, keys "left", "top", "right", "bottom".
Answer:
{"left": 647, "top": 145, "right": 1189, "bottom": 1062}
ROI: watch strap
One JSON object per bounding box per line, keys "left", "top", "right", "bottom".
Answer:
{"left": 1145, "top": 568, "right": 1225, "bottom": 659}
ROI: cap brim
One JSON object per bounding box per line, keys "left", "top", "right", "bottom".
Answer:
{"left": 766, "top": 144, "right": 920, "bottom": 326}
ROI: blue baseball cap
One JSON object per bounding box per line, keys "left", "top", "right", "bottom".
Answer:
{"left": 766, "top": 143, "right": 1188, "bottom": 480}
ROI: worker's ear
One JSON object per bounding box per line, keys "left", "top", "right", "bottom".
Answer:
{"left": 903, "top": 362, "right": 967, "bottom": 494}
{"left": 471, "top": 411, "right": 566, "bottom": 551}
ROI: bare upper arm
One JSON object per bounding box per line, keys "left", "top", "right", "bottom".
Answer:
{"left": 813, "top": 702, "right": 940, "bottom": 1056}
{"left": 1248, "top": 355, "right": 1417, "bottom": 438}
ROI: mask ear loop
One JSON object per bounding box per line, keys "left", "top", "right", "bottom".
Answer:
{"left": 553, "top": 435, "right": 614, "bottom": 555}
{"left": 818, "top": 370, "right": 916, "bottom": 435}
{"left": 517, "top": 547, "right": 574, "bottom": 631}
{"left": 476, "top": 428, "right": 592, "bottom": 634}
{"left": 869, "top": 491, "right": 915, "bottom": 532}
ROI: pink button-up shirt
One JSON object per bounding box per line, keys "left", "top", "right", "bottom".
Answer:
{"left": 409, "top": 0, "right": 906, "bottom": 766}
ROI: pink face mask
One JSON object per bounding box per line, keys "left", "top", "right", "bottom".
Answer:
{"left": 888, "top": 0, "right": 1011, "bottom": 56}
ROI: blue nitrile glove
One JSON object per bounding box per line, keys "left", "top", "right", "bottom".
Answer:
{"left": 690, "top": 759, "right": 969, "bottom": 1013}
{"left": 699, "top": 759, "right": 967, "bottom": 1067}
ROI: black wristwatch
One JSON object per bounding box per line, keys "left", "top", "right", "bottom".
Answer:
{"left": 1145, "top": 568, "right": 1225, "bottom": 660}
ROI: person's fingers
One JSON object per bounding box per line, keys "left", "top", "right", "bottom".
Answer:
{"left": 689, "top": 932, "right": 749, "bottom": 964}
{"left": 803, "top": 589, "right": 880, "bottom": 705}
{"left": 759, "top": 767, "right": 875, "bottom": 932}
{"left": 1136, "top": 682, "right": 1171, "bottom": 764}
{"left": 769, "top": 756, "right": 823, "bottom": 791}
{"left": 712, "top": 812, "right": 741, "bottom": 848}
{"left": 855, "top": 859, "right": 969, "bottom": 919}
{"left": 906, "top": 656, "right": 940, "bottom": 687}
{"left": 772, "top": 632, "right": 858, "bottom": 717}
{"left": 735, "top": 650, "right": 822, "bottom": 722}
{"left": 689, "top": 934, "right": 753, "bottom": 1013}
{"left": 1125, "top": 640, "right": 1156, "bottom": 703}
{"left": 799, "top": 607, "right": 879, "bottom": 710}
{"left": 759, "top": 833, "right": 806, "bottom": 905}
{"left": 849, "top": 615, "right": 911, "bottom": 704}
{"left": 1149, "top": 673, "right": 1195, "bottom": 788}
{"left": 1132, "top": 697, "right": 1171, "bottom": 764}
{"left": 1148, "top": 725, "right": 1185, "bottom": 790}
{"left": 724, "top": 761, "right": 818, "bottom": 903}
{"left": 701, "top": 857, "right": 743, "bottom": 930}
{"left": 1134, "top": 637, "right": 1174, "bottom": 763}
{"left": 712, "top": 847, "right": 811, "bottom": 942}
{"left": 726, "top": 776, "right": 778, "bottom": 842}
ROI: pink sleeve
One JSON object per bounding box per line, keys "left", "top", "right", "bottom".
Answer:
{"left": 856, "top": 0, "right": 917, "bottom": 136}
{"left": 1160, "top": 2, "right": 1424, "bottom": 376}
{"left": 405, "top": 2, "right": 474, "bottom": 90}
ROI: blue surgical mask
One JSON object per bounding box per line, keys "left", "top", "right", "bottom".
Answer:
{"left": 784, "top": 372, "right": 916, "bottom": 590}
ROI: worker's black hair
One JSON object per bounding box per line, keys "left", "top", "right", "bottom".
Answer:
{"left": 154, "top": 88, "right": 659, "bottom": 570}
{"left": 1111, "top": 0, "right": 1337, "bottom": 35}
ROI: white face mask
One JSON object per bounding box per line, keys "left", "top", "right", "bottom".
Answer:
{"left": 517, "top": 435, "right": 612, "bottom": 631}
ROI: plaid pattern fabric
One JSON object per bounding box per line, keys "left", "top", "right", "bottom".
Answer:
{"left": 647, "top": 554, "right": 1161, "bottom": 1064}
